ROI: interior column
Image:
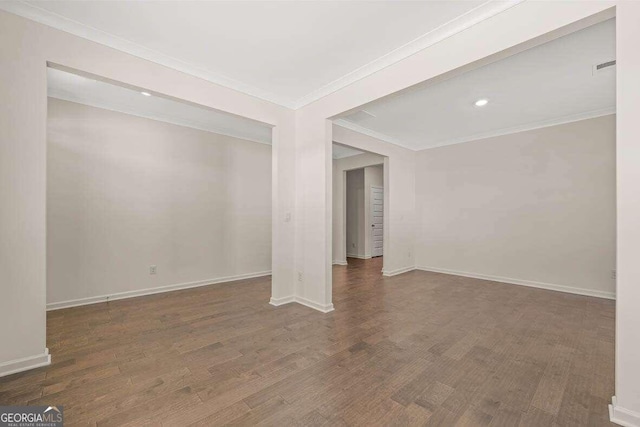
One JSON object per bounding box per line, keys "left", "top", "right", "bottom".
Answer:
{"left": 293, "top": 112, "right": 334, "bottom": 312}
{"left": 611, "top": 2, "right": 640, "bottom": 425}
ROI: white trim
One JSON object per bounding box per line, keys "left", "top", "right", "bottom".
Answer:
{"left": 416, "top": 266, "right": 616, "bottom": 300}
{"left": 421, "top": 107, "right": 617, "bottom": 150}
{"left": 269, "top": 296, "right": 334, "bottom": 313}
{"left": 0, "top": 348, "right": 51, "bottom": 378}
{"left": 382, "top": 266, "right": 416, "bottom": 277}
{"left": 347, "top": 254, "right": 371, "bottom": 260}
{"left": 294, "top": 296, "right": 335, "bottom": 313}
{"left": 269, "top": 295, "right": 296, "bottom": 306}
{"left": 47, "top": 271, "right": 272, "bottom": 311}
{"left": 49, "top": 95, "right": 271, "bottom": 146}
{"left": 610, "top": 396, "right": 640, "bottom": 427}
{"left": 0, "top": 0, "right": 522, "bottom": 109}
{"left": 370, "top": 185, "right": 384, "bottom": 258}
{"left": 333, "top": 260, "right": 348, "bottom": 266}
{"left": 336, "top": 108, "right": 616, "bottom": 153}
{"left": 0, "top": 1, "right": 292, "bottom": 107}
{"left": 291, "top": 0, "right": 524, "bottom": 108}
{"left": 334, "top": 120, "right": 414, "bottom": 151}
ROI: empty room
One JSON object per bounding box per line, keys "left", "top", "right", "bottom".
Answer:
{"left": 1, "top": 2, "right": 640, "bottom": 427}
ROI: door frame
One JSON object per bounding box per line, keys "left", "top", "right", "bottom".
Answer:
{"left": 370, "top": 185, "right": 384, "bottom": 257}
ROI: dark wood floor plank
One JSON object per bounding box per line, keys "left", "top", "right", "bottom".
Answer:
{"left": 0, "top": 257, "right": 615, "bottom": 426}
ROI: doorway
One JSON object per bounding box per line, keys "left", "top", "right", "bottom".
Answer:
{"left": 45, "top": 66, "right": 274, "bottom": 310}
{"left": 344, "top": 164, "right": 384, "bottom": 261}
{"left": 332, "top": 144, "right": 385, "bottom": 266}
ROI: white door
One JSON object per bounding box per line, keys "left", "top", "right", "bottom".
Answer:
{"left": 370, "top": 186, "right": 383, "bottom": 257}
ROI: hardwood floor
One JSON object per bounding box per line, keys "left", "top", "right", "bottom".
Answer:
{"left": 0, "top": 258, "right": 615, "bottom": 426}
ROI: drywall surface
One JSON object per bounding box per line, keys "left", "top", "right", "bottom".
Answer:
{"left": 47, "top": 98, "right": 272, "bottom": 305}
{"left": 416, "top": 115, "right": 616, "bottom": 297}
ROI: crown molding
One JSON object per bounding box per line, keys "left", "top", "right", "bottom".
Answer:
{"left": 335, "top": 107, "right": 615, "bottom": 153}
{"left": 418, "top": 107, "right": 616, "bottom": 151}
{"left": 291, "top": 0, "right": 525, "bottom": 109}
{"left": 0, "top": 0, "right": 524, "bottom": 110}
{"left": 333, "top": 119, "right": 415, "bottom": 151}
{"left": 49, "top": 94, "right": 272, "bottom": 146}
{"left": 0, "top": 1, "right": 293, "bottom": 108}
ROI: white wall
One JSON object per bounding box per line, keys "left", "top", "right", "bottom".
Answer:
{"left": 346, "top": 169, "right": 365, "bottom": 258}
{"left": 47, "top": 98, "right": 272, "bottom": 306}
{"left": 416, "top": 115, "right": 616, "bottom": 298}
{"left": 0, "top": 12, "right": 48, "bottom": 368}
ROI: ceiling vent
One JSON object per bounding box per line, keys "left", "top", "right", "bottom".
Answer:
{"left": 593, "top": 59, "right": 616, "bottom": 75}
{"left": 343, "top": 109, "right": 376, "bottom": 123}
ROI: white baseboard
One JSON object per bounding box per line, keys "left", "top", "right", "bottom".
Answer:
{"left": 47, "top": 271, "right": 272, "bottom": 311}
{"left": 0, "top": 348, "right": 51, "bottom": 378}
{"left": 382, "top": 265, "right": 416, "bottom": 277}
{"left": 269, "top": 295, "right": 334, "bottom": 313}
{"left": 610, "top": 396, "right": 640, "bottom": 427}
{"left": 295, "top": 296, "right": 335, "bottom": 313}
{"left": 347, "top": 254, "right": 371, "bottom": 260}
{"left": 333, "top": 260, "right": 348, "bottom": 266}
{"left": 269, "top": 295, "right": 295, "bottom": 306}
{"left": 416, "top": 266, "right": 615, "bottom": 300}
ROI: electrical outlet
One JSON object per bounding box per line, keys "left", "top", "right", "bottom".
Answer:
{"left": 612, "top": 270, "right": 616, "bottom": 280}
{"left": 150, "top": 265, "right": 157, "bottom": 275}
{"left": 298, "top": 272, "right": 303, "bottom": 282}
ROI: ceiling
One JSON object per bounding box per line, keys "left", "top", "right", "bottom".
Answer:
{"left": 48, "top": 67, "right": 273, "bottom": 144}
{"left": 2, "top": 1, "right": 520, "bottom": 108}
{"left": 49, "top": 66, "right": 361, "bottom": 157}
{"left": 333, "top": 143, "right": 364, "bottom": 160}
{"left": 336, "top": 19, "right": 616, "bottom": 151}
{"left": 12, "top": 2, "right": 615, "bottom": 153}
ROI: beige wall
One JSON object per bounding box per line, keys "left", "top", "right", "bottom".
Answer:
{"left": 47, "top": 98, "right": 272, "bottom": 306}
{"left": 416, "top": 115, "right": 616, "bottom": 298}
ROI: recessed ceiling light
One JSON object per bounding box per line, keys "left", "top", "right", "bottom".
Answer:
{"left": 474, "top": 99, "right": 489, "bottom": 107}
{"left": 141, "top": 92, "right": 151, "bottom": 97}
